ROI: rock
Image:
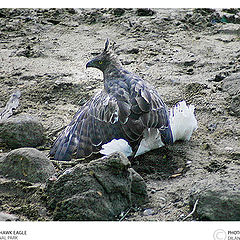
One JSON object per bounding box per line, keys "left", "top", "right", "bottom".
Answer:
{"left": 207, "top": 123, "right": 217, "bottom": 132}
{"left": 222, "top": 73, "right": 240, "bottom": 96}
{"left": 0, "top": 177, "right": 50, "bottom": 220}
{"left": 0, "top": 89, "right": 21, "bottom": 121}
{"left": 0, "top": 114, "right": 45, "bottom": 149}
{"left": 46, "top": 152, "right": 148, "bottom": 221}
{"left": 225, "top": 146, "right": 234, "bottom": 151}
{"left": 184, "top": 82, "right": 207, "bottom": 98}
{"left": 127, "top": 48, "right": 139, "bottom": 54}
{"left": 0, "top": 212, "right": 19, "bottom": 221}
{"left": 112, "top": 8, "right": 125, "bottom": 17}
{"left": 143, "top": 208, "right": 155, "bottom": 216}
{"left": 136, "top": 8, "right": 155, "bottom": 16}
{"left": 222, "top": 73, "right": 240, "bottom": 116}
{"left": 229, "top": 95, "right": 240, "bottom": 117}
{"left": 190, "top": 173, "right": 240, "bottom": 220}
{"left": 129, "top": 168, "right": 148, "bottom": 206}
{"left": 0, "top": 148, "right": 55, "bottom": 183}
{"left": 47, "top": 19, "right": 61, "bottom": 25}
{"left": 210, "top": 72, "right": 228, "bottom": 82}
{"left": 204, "top": 160, "right": 227, "bottom": 173}
{"left": 183, "top": 60, "right": 196, "bottom": 67}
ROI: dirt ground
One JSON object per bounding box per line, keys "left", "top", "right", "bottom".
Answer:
{"left": 0, "top": 8, "right": 239, "bottom": 221}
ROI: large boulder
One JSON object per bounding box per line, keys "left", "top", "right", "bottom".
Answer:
{"left": 46, "top": 152, "right": 148, "bottom": 221}
{"left": 0, "top": 114, "right": 45, "bottom": 149}
{"left": 190, "top": 171, "right": 240, "bottom": 220}
{"left": 0, "top": 148, "right": 55, "bottom": 183}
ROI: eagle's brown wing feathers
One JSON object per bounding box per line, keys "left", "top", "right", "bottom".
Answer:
{"left": 50, "top": 79, "right": 172, "bottom": 160}
{"left": 50, "top": 90, "right": 124, "bottom": 160}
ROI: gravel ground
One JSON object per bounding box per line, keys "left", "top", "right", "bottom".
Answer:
{"left": 0, "top": 8, "right": 239, "bottom": 221}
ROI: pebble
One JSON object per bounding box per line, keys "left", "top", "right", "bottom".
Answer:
{"left": 136, "top": 8, "right": 155, "bottom": 17}
{"left": 225, "top": 147, "right": 234, "bottom": 151}
{"left": 143, "top": 208, "right": 155, "bottom": 216}
{"left": 150, "top": 189, "right": 156, "bottom": 194}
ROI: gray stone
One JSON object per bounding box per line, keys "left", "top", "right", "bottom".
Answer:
{"left": 129, "top": 168, "right": 148, "bottom": 206}
{"left": 222, "top": 73, "right": 240, "bottom": 96}
{"left": 112, "top": 8, "right": 125, "bottom": 17}
{"left": 222, "top": 73, "right": 240, "bottom": 116}
{"left": 46, "top": 152, "right": 148, "bottom": 221}
{"left": 190, "top": 173, "right": 240, "bottom": 220}
{"left": 136, "top": 8, "right": 155, "bottom": 16}
{"left": 0, "top": 114, "right": 45, "bottom": 149}
{"left": 229, "top": 95, "right": 240, "bottom": 117}
{"left": 0, "top": 148, "right": 55, "bottom": 183}
{"left": 0, "top": 89, "right": 21, "bottom": 121}
{"left": 143, "top": 208, "right": 155, "bottom": 216}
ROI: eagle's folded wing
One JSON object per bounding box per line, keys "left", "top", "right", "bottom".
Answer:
{"left": 50, "top": 90, "right": 125, "bottom": 160}
{"left": 50, "top": 80, "right": 172, "bottom": 161}
{"left": 131, "top": 82, "right": 173, "bottom": 145}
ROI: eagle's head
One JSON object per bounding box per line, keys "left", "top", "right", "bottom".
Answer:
{"left": 86, "top": 39, "right": 121, "bottom": 72}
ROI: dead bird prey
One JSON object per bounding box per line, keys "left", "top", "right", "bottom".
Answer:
{"left": 50, "top": 40, "right": 197, "bottom": 161}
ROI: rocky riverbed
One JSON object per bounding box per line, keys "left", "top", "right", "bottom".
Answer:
{"left": 0, "top": 8, "right": 240, "bottom": 221}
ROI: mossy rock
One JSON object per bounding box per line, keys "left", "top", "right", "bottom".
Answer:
{"left": 0, "top": 114, "right": 45, "bottom": 149}
{"left": 46, "top": 152, "right": 148, "bottom": 220}
{"left": 0, "top": 148, "right": 55, "bottom": 183}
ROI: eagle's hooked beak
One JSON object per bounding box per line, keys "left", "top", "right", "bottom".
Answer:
{"left": 86, "top": 60, "right": 94, "bottom": 69}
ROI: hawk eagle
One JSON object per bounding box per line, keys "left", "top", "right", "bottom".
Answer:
{"left": 50, "top": 40, "right": 197, "bottom": 161}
